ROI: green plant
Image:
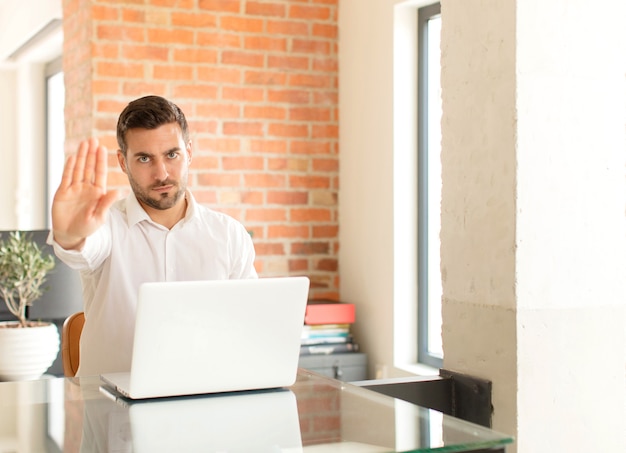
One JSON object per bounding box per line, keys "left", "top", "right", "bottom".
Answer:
{"left": 0, "top": 232, "right": 55, "bottom": 327}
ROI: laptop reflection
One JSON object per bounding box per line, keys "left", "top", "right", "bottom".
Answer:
{"left": 82, "top": 388, "right": 303, "bottom": 452}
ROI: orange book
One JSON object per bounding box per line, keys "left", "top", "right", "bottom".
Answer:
{"left": 304, "top": 301, "right": 355, "bottom": 325}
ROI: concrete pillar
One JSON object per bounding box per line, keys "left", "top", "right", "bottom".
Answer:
{"left": 441, "top": 0, "right": 626, "bottom": 451}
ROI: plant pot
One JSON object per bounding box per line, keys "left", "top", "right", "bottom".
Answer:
{"left": 0, "top": 321, "right": 60, "bottom": 381}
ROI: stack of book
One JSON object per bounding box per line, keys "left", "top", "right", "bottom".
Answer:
{"left": 300, "top": 300, "right": 359, "bottom": 356}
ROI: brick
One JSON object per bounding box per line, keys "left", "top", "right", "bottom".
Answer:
{"left": 290, "top": 5, "right": 331, "bottom": 21}
{"left": 147, "top": 28, "right": 194, "bottom": 45}
{"left": 268, "top": 225, "right": 309, "bottom": 238}
{"left": 289, "top": 107, "right": 331, "bottom": 122}
{"left": 289, "top": 175, "right": 331, "bottom": 189}
{"left": 288, "top": 73, "right": 333, "bottom": 88}
{"left": 268, "top": 89, "right": 310, "bottom": 104}
{"left": 172, "top": 12, "right": 217, "bottom": 28}
{"left": 196, "top": 102, "right": 240, "bottom": 118}
{"left": 96, "top": 61, "right": 145, "bottom": 79}
{"left": 267, "top": 191, "right": 308, "bottom": 205}
{"left": 244, "top": 36, "right": 287, "bottom": 52}
{"left": 313, "top": 57, "right": 338, "bottom": 72}
{"left": 222, "top": 156, "right": 265, "bottom": 170}
{"left": 289, "top": 259, "right": 309, "bottom": 272}
{"left": 241, "top": 191, "right": 264, "bottom": 204}
{"left": 197, "top": 67, "right": 241, "bottom": 83}
{"left": 291, "top": 208, "right": 332, "bottom": 222}
{"left": 267, "top": 20, "right": 309, "bottom": 36}
{"left": 244, "top": 70, "right": 287, "bottom": 85}
{"left": 312, "top": 158, "right": 338, "bottom": 172}
{"left": 121, "top": 44, "right": 169, "bottom": 61}
{"left": 222, "top": 51, "right": 265, "bottom": 68}
{"left": 173, "top": 48, "right": 218, "bottom": 64}
{"left": 197, "top": 172, "right": 241, "bottom": 186}
{"left": 197, "top": 32, "right": 241, "bottom": 48}
{"left": 292, "top": 242, "right": 329, "bottom": 255}
{"left": 268, "top": 123, "right": 309, "bottom": 138}
{"left": 254, "top": 242, "right": 286, "bottom": 255}
{"left": 292, "top": 39, "right": 330, "bottom": 55}
{"left": 96, "top": 100, "right": 127, "bottom": 114}
{"left": 122, "top": 81, "right": 167, "bottom": 96}
{"left": 189, "top": 188, "right": 218, "bottom": 203}
{"left": 122, "top": 8, "right": 145, "bottom": 23}
{"left": 153, "top": 64, "right": 194, "bottom": 80}
{"left": 315, "top": 258, "right": 338, "bottom": 271}
{"left": 173, "top": 84, "right": 219, "bottom": 99}
{"left": 223, "top": 121, "right": 264, "bottom": 136}
{"left": 313, "top": 91, "right": 338, "bottom": 104}
{"left": 244, "top": 105, "right": 286, "bottom": 120}
{"left": 311, "top": 124, "right": 339, "bottom": 139}
{"left": 243, "top": 173, "right": 286, "bottom": 188}
{"left": 92, "top": 80, "right": 119, "bottom": 96}
{"left": 313, "top": 23, "right": 338, "bottom": 39}
{"left": 249, "top": 139, "right": 288, "bottom": 154}
{"left": 268, "top": 158, "right": 309, "bottom": 171}
{"left": 312, "top": 225, "right": 338, "bottom": 238}
{"left": 311, "top": 191, "right": 337, "bottom": 207}
{"left": 221, "top": 16, "right": 264, "bottom": 33}
{"left": 188, "top": 155, "right": 219, "bottom": 169}
{"left": 246, "top": 1, "right": 286, "bottom": 17}
{"left": 223, "top": 86, "right": 264, "bottom": 102}
{"left": 196, "top": 138, "right": 242, "bottom": 153}
{"left": 246, "top": 209, "right": 288, "bottom": 222}
{"left": 199, "top": 0, "right": 241, "bottom": 13}
{"left": 97, "top": 24, "right": 145, "bottom": 42}
{"left": 267, "top": 55, "right": 309, "bottom": 71}
{"left": 91, "top": 5, "right": 119, "bottom": 21}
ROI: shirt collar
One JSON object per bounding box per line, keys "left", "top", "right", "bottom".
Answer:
{"left": 125, "top": 189, "right": 198, "bottom": 227}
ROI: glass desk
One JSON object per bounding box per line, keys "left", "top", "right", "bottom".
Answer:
{"left": 0, "top": 369, "right": 513, "bottom": 452}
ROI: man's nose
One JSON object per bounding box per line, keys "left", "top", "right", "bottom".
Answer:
{"left": 154, "top": 160, "right": 168, "bottom": 180}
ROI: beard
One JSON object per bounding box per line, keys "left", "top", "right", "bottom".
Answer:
{"left": 128, "top": 175, "right": 187, "bottom": 211}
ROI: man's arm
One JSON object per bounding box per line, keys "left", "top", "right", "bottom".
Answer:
{"left": 51, "top": 138, "right": 118, "bottom": 250}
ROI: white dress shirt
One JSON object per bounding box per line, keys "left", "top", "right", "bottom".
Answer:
{"left": 50, "top": 191, "right": 257, "bottom": 376}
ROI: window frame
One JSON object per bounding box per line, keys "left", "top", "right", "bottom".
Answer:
{"left": 417, "top": 2, "right": 443, "bottom": 369}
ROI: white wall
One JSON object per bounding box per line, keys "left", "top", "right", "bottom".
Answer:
{"left": 339, "top": 0, "right": 431, "bottom": 380}
{"left": 0, "top": 0, "right": 62, "bottom": 230}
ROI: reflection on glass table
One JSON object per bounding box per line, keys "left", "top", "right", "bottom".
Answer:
{"left": 0, "top": 369, "right": 513, "bottom": 452}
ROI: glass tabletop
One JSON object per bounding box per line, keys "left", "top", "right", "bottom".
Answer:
{"left": 0, "top": 370, "right": 513, "bottom": 452}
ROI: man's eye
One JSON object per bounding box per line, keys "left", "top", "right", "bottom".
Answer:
{"left": 168, "top": 152, "right": 178, "bottom": 159}
{"left": 138, "top": 156, "right": 150, "bottom": 163}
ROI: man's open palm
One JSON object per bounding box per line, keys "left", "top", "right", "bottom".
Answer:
{"left": 51, "top": 138, "right": 118, "bottom": 250}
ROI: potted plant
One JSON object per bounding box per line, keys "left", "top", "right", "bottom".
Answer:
{"left": 0, "top": 231, "right": 59, "bottom": 381}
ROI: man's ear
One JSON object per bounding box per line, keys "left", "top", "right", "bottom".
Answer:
{"left": 117, "top": 150, "right": 128, "bottom": 174}
{"left": 186, "top": 141, "right": 193, "bottom": 165}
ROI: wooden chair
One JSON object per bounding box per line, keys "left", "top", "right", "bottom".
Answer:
{"left": 61, "top": 312, "right": 85, "bottom": 377}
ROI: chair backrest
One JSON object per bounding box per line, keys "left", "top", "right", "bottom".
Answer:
{"left": 62, "top": 312, "right": 84, "bottom": 377}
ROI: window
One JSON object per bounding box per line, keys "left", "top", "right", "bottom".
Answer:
{"left": 417, "top": 3, "right": 443, "bottom": 368}
{"left": 45, "top": 56, "right": 64, "bottom": 227}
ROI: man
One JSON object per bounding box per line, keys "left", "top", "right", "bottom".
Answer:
{"left": 49, "top": 95, "right": 257, "bottom": 376}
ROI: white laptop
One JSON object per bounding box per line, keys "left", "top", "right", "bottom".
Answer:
{"left": 100, "top": 276, "right": 310, "bottom": 400}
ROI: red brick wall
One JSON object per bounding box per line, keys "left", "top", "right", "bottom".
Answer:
{"left": 62, "top": 0, "right": 339, "bottom": 300}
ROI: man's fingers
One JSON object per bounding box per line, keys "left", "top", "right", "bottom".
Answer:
{"left": 93, "top": 143, "right": 109, "bottom": 189}
{"left": 83, "top": 139, "right": 98, "bottom": 184}
{"left": 72, "top": 140, "right": 89, "bottom": 183}
{"left": 93, "top": 190, "right": 118, "bottom": 221}
{"left": 58, "top": 154, "right": 77, "bottom": 191}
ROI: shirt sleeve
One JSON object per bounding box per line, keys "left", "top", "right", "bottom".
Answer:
{"left": 229, "top": 223, "right": 258, "bottom": 279}
{"left": 47, "top": 226, "right": 112, "bottom": 272}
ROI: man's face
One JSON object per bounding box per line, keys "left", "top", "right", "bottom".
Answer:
{"left": 117, "top": 123, "right": 192, "bottom": 212}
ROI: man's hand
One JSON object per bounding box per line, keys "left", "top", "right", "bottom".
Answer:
{"left": 51, "top": 138, "right": 119, "bottom": 250}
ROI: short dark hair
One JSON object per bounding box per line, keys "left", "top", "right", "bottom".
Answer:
{"left": 116, "top": 95, "right": 189, "bottom": 156}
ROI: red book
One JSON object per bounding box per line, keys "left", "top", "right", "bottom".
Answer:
{"left": 305, "top": 301, "right": 355, "bottom": 325}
